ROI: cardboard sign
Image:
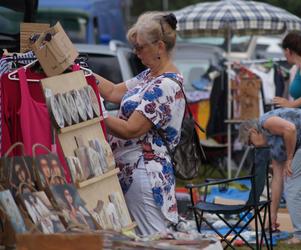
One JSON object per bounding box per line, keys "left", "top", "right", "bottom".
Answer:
{"left": 20, "top": 22, "right": 50, "bottom": 53}
{"left": 31, "top": 22, "right": 78, "bottom": 77}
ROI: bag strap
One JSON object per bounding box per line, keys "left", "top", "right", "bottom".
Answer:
{"left": 164, "top": 76, "right": 205, "bottom": 133}
{"left": 155, "top": 75, "right": 206, "bottom": 159}
{"left": 32, "top": 143, "right": 52, "bottom": 158}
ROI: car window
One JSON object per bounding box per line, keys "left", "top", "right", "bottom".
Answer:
{"left": 128, "top": 53, "right": 146, "bottom": 76}
{"left": 81, "top": 53, "right": 123, "bottom": 111}
{"left": 36, "top": 10, "right": 89, "bottom": 43}
{"left": 0, "top": 7, "right": 24, "bottom": 34}
{"left": 84, "top": 53, "right": 123, "bottom": 83}
{"left": 175, "top": 59, "right": 211, "bottom": 92}
{"left": 177, "top": 35, "right": 252, "bottom": 53}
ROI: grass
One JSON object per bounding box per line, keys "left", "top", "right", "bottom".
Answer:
{"left": 238, "top": 242, "right": 301, "bottom": 249}
{"left": 176, "top": 164, "right": 301, "bottom": 250}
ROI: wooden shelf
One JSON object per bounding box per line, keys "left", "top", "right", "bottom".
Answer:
{"left": 76, "top": 168, "right": 119, "bottom": 188}
{"left": 59, "top": 116, "right": 103, "bottom": 134}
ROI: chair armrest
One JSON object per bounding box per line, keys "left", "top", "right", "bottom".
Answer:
{"left": 185, "top": 175, "right": 253, "bottom": 190}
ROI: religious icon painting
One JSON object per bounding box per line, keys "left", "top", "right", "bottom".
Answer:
{"left": 35, "top": 153, "right": 66, "bottom": 189}
{"left": 20, "top": 191, "right": 65, "bottom": 234}
{"left": 7, "top": 156, "right": 36, "bottom": 197}
{"left": 66, "top": 156, "right": 85, "bottom": 183}
{"left": 0, "top": 190, "right": 27, "bottom": 233}
{"left": 49, "top": 184, "right": 97, "bottom": 230}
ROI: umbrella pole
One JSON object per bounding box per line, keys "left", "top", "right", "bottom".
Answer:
{"left": 227, "top": 28, "right": 232, "bottom": 179}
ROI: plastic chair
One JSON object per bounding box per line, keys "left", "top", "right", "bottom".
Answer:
{"left": 186, "top": 147, "right": 273, "bottom": 249}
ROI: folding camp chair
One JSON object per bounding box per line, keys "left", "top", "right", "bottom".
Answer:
{"left": 186, "top": 147, "right": 272, "bottom": 250}
{"left": 199, "top": 138, "right": 227, "bottom": 178}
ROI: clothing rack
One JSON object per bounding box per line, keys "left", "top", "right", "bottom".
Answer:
{"left": 226, "top": 58, "right": 287, "bottom": 178}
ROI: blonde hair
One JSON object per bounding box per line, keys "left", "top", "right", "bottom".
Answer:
{"left": 127, "top": 12, "right": 177, "bottom": 53}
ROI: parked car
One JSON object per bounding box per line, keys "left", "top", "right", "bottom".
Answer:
{"left": 178, "top": 34, "right": 285, "bottom": 60}
{"left": 37, "top": 0, "right": 127, "bottom": 44}
{"left": 76, "top": 41, "right": 146, "bottom": 111}
{"left": 76, "top": 41, "right": 225, "bottom": 138}
{"left": 0, "top": 0, "right": 37, "bottom": 52}
{"left": 76, "top": 41, "right": 224, "bottom": 105}
{"left": 0, "top": 0, "right": 127, "bottom": 50}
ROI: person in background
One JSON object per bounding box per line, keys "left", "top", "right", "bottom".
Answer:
{"left": 93, "top": 12, "right": 185, "bottom": 236}
{"left": 268, "top": 32, "right": 301, "bottom": 233}
{"left": 239, "top": 108, "right": 301, "bottom": 244}
{"left": 273, "top": 32, "right": 301, "bottom": 108}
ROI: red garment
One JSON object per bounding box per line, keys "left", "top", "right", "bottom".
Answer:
{"left": 18, "top": 68, "right": 52, "bottom": 155}
{"left": 1, "top": 68, "right": 71, "bottom": 182}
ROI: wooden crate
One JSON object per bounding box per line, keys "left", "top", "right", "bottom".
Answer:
{"left": 16, "top": 233, "right": 103, "bottom": 250}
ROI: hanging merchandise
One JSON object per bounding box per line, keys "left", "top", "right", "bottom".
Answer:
{"left": 1, "top": 66, "right": 71, "bottom": 182}
{"left": 64, "top": 92, "right": 79, "bottom": 124}
{"left": 85, "top": 85, "right": 100, "bottom": 117}
{"left": 30, "top": 22, "right": 79, "bottom": 77}
{"left": 79, "top": 88, "right": 94, "bottom": 119}
{"left": 71, "top": 89, "right": 88, "bottom": 122}
{"left": 231, "top": 65, "right": 261, "bottom": 120}
{"left": 56, "top": 93, "right": 73, "bottom": 126}
{"left": 48, "top": 95, "right": 65, "bottom": 129}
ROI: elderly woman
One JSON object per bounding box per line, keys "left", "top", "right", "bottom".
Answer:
{"left": 239, "top": 108, "right": 301, "bottom": 244}
{"left": 93, "top": 12, "right": 185, "bottom": 236}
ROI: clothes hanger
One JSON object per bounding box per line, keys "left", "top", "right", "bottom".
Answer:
{"left": 8, "top": 59, "right": 41, "bottom": 83}
{"left": 79, "top": 65, "right": 92, "bottom": 76}
{"left": 8, "top": 60, "right": 92, "bottom": 82}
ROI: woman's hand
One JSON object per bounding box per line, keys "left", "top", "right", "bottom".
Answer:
{"left": 273, "top": 97, "right": 293, "bottom": 108}
{"left": 283, "top": 158, "right": 293, "bottom": 177}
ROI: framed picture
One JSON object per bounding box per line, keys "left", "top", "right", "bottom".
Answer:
{"left": 47, "top": 153, "right": 66, "bottom": 185}
{"left": 86, "top": 147, "right": 103, "bottom": 177}
{"left": 0, "top": 190, "right": 27, "bottom": 233}
{"left": 49, "top": 184, "right": 97, "bottom": 230}
{"left": 66, "top": 156, "right": 85, "bottom": 183}
{"left": 20, "top": 191, "right": 65, "bottom": 234}
{"left": 90, "top": 200, "right": 110, "bottom": 230}
{"left": 108, "top": 192, "right": 131, "bottom": 227}
{"left": 88, "top": 138, "right": 109, "bottom": 173}
{"left": 35, "top": 153, "right": 66, "bottom": 188}
{"left": 35, "top": 154, "right": 51, "bottom": 187}
{"left": 8, "top": 156, "right": 35, "bottom": 196}
{"left": 74, "top": 147, "right": 94, "bottom": 180}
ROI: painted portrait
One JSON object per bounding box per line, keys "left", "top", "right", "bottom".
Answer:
{"left": 0, "top": 190, "right": 27, "bottom": 233}
{"left": 21, "top": 191, "right": 65, "bottom": 234}
{"left": 49, "top": 184, "right": 97, "bottom": 230}
{"left": 66, "top": 156, "right": 85, "bottom": 183}
{"left": 35, "top": 153, "right": 66, "bottom": 188}
{"left": 8, "top": 156, "right": 35, "bottom": 196}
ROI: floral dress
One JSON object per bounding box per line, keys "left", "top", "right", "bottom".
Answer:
{"left": 109, "top": 69, "right": 185, "bottom": 223}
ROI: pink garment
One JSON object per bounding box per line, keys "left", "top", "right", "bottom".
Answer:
{"left": 18, "top": 68, "right": 52, "bottom": 155}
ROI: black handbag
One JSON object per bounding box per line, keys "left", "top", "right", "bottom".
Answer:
{"left": 156, "top": 78, "right": 206, "bottom": 180}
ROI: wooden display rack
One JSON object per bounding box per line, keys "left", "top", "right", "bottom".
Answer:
{"left": 41, "top": 71, "right": 134, "bottom": 229}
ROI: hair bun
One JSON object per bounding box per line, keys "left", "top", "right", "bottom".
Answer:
{"left": 163, "top": 13, "right": 177, "bottom": 30}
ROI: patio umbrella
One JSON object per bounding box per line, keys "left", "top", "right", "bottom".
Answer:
{"left": 174, "top": 0, "right": 301, "bottom": 178}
